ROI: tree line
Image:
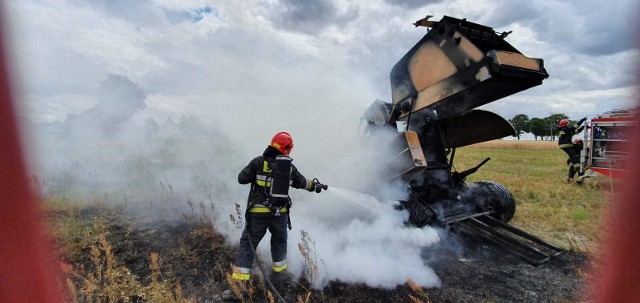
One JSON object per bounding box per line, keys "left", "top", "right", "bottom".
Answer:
{"left": 508, "top": 113, "right": 571, "bottom": 140}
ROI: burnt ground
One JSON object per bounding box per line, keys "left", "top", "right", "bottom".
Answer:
{"left": 308, "top": 235, "right": 588, "bottom": 303}
{"left": 424, "top": 237, "right": 587, "bottom": 303}
{"left": 55, "top": 205, "right": 589, "bottom": 303}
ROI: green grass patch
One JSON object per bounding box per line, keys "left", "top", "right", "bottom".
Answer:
{"left": 455, "top": 146, "right": 610, "bottom": 251}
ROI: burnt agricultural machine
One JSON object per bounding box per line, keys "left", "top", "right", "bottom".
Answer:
{"left": 363, "top": 15, "right": 564, "bottom": 265}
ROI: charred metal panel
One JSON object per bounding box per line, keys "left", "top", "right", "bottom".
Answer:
{"left": 363, "top": 99, "right": 391, "bottom": 126}
{"left": 389, "top": 15, "right": 548, "bottom": 123}
{"left": 408, "top": 41, "right": 458, "bottom": 94}
{"left": 489, "top": 50, "right": 542, "bottom": 71}
{"left": 442, "top": 110, "right": 516, "bottom": 148}
{"left": 388, "top": 131, "right": 427, "bottom": 179}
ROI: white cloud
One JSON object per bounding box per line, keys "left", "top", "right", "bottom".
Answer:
{"left": 151, "top": 0, "right": 213, "bottom": 11}
{"left": 8, "top": 0, "right": 637, "bottom": 125}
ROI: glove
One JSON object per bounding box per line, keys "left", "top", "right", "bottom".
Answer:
{"left": 579, "top": 117, "right": 587, "bottom": 125}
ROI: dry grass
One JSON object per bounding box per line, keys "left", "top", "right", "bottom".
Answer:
{"left": 47, "top": 197, "right": 229, "bottom": 303}
{"left": 296, "top": 229, "right": 322, "bottom": 302}
{"left": 45, "top": 197, "right": 114, "bottom": 262}
{"left": 61, "top": 234, "right": 188, "bottom": 303}
{"left": 469, "top": 139, "right": 558, "bottom": 150}
{"left": 407, "top": 279, "right": 432, "bottom": 303}
{"left": 297, "top": 230, "right": 319, "bottom": 286}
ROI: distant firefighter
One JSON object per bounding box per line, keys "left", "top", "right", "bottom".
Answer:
{"left": 557, "top": 118, "right": 586, "bottom": 183}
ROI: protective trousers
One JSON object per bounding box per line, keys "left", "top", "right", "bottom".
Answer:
{"left": 232, "top": 213, "right": 288, "bottom": 281}
{"left": 561, "top": 146, "right": 582, "bottom": 179}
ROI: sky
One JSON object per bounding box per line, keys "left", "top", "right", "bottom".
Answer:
{"left": 2, "top": 0, "right": 639, "bottom": 289}
{"left": 3, "top": 0, "right": 639, "bottom": 128}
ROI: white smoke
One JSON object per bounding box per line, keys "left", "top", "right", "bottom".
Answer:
{"left": 31, "top": 74, "right": 246, "bottom": 209}
{"left": 27, "top": 68, "right": 445, "bottom": 288}
{"left": 215, "top": 114, "right": 444, "bottom": 288}
{"left": 28, "top": 72, "right": 443, "bottom": 289}
{"left": 286, "top": 187, "right": 442, "bottom": 288}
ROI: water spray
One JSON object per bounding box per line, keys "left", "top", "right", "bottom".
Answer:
{"left": 323, "top": 186, "right": 389, "bottom": 218}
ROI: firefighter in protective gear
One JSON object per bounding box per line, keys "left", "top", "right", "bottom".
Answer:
{"left": 571, "top": 138, "right": 587, "bottom": 184}
{"left": 557, "top": 117, "right": 586, "bottom": 183}
{"left": 223, "top": 132, "right": 326, "bottom": 301}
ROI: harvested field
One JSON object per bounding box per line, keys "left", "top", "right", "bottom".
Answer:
{"left": 49, "top": 143, "right": 606, "bottom": 303}
{"left": 49, "top": 201, "right": 589, "bottom": 303}
{"left": 469, "top": 140, "right": 560, "bottom": 150}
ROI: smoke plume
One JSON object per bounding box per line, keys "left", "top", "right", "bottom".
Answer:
{"left": 29, "top": 72, "right": 442, "bottom": 288}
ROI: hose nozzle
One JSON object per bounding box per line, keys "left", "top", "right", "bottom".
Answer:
{"left": 312, "top": 178, "right": 328, "bottom": 193}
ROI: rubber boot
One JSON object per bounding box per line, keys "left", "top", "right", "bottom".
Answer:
{"left": 222, "top": 289, "right": 240, "bottom": 301}
{"left": 222, "top": 280, "right": 249, "bottom": 301}
{"left": 271, "top": 270, "right": 293, "bottom": 291}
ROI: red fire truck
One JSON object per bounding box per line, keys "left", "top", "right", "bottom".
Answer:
{"left": 581, "top": 108, "right": 636, "bottom": 179}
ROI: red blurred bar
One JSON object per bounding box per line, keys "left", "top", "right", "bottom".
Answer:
{"left": 0, "top": 7, "right": 64, "bottom": 303}
{"left": 590, "top": 167, "right": 626, "bottom": 179}
{"left": 593, "top": 106, "right": 640, "bottom": 302}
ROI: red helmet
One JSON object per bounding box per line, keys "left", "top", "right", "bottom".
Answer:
{"left": 270, "top": 132, "right": 294, "bottom": 155}
{"left": 558, "top": 119, "right": 569, "bottom": 127}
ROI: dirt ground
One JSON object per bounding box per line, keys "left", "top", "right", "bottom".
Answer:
{"left": 59, "top": 205, "right": 588, "bottom": 303}
{"left": 292, "top": 236, "right": 588, "bottom": 303}
{"left": 425, "top": 239, "right": 588, "bottom": 303}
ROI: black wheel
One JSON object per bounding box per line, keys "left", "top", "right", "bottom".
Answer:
{"left": 395, "top": 200, "right": 438, "bottom": 228}
{"left": 469, "top": 181, "right": 516, "bottom": 223}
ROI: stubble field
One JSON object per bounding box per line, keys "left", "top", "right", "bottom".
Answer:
{"left": 46, "top": 140, "right": 612, "bottom": 302}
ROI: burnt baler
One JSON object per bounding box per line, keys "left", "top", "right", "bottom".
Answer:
{"left": 363, "top": 16, "right": 563, "bottom": 265}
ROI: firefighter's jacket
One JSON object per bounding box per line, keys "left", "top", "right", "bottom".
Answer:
{"left": 238, "top": 146, "right": 314, "bottom": 212}
{"left": 557, "top": 117, "right": 586, "bottom": 148}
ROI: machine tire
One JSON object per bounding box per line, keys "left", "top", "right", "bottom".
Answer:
{"left": 395, "top": 200, "right": 438, "bottom": 228}
{"left": 472, "top": 180, "right": 516, "bottom": 223}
